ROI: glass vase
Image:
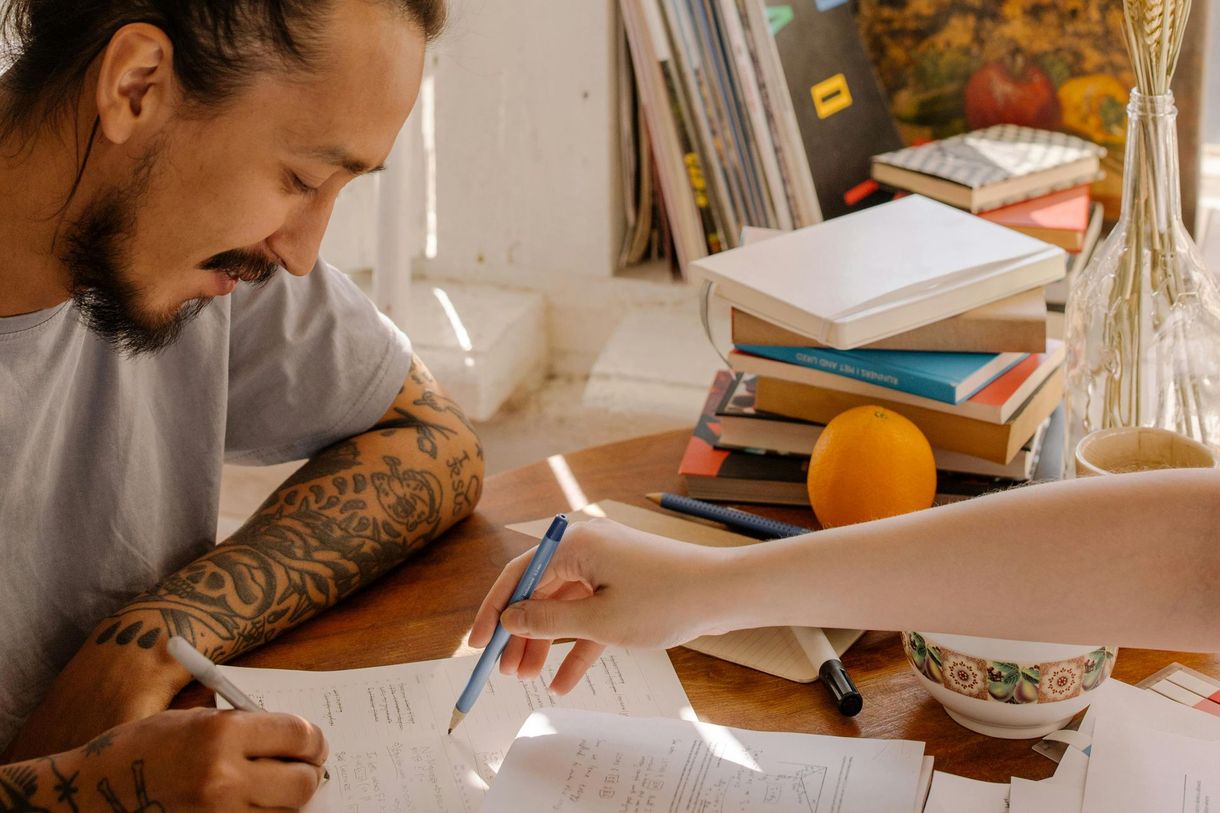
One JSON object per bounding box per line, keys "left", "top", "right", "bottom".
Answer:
{"left": 1064, "top": 90, "right": 1220, "bottom": 469}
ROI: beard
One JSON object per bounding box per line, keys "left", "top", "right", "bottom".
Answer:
{"left": 60, "top": 156, "right": 280, "bottom": 356}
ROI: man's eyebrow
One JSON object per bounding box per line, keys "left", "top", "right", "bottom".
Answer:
{"left": 302, "top": 146, "right": 387, "bottom": 175}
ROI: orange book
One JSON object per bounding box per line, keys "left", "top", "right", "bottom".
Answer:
{"left": 980, "top": 186, "right": 1091, "bottom": 250}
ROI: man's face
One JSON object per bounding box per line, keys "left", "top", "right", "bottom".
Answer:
{"left": 65, "top": 0, "right": 425, "bottom": 353}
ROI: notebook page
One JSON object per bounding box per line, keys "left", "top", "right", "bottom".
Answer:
{"left": 483, "top": 708, "right": 926, "bottom": 813}
{"left": 217, "top": 645, "right": 691, "bottom": 813}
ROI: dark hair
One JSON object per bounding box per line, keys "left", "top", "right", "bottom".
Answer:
{"left": 0, "top": 0, "right": 445, "bottom": 137}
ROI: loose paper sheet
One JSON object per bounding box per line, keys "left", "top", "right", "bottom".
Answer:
{"left": 1077, "top": 679, "right": 1220, "bottom": 742}
{"left": 923, "top": 771, "right": 1010, "bottom": 813}
{"left": 1010, "top": 747, "right": 1090, "bottom": 813}
{"left": 1082, "top": 717, "right": 1220, "bottom": 813}
{"left": 482, "top": 708, "right": 927, "bottom": 813}
{"left": 218, "top": 645, "right": 691, "bottom": 812}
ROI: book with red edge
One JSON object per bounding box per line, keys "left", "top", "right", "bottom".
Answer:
{"left": 979, "top": 185, "right": 1091, "bottom": 250}
{"left": 730, "top": 340, "right": 1064, "bottom": 424}
{"left": 680, "top": 371, "right": 811, "bottom": 505}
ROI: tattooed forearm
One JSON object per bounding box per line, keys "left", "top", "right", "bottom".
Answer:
{"left": 372, "top": 407, "right": 457, "bottom": 460}
{"left": 89, "top": 357, "right": 483, "bottom": 664}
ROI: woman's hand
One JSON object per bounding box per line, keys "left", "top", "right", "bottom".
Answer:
{"left": 470, "top": 519, "right": 732, "bottom": 694}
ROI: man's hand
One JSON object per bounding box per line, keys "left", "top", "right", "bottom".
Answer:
{"left": 469, "top": 519, "right": 732, "bottom": 695}
{"left": 3, "top": 609, "right": 190, "bottom": 761}
{"left": 4, "top": 708, "right": 327, "bottom": 812}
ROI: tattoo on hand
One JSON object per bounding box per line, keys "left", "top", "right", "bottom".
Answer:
{"left": 98, "top": 761, "right": 163, "bottom": 813}
{"left": 0, "top": 765, "right": 46, "bottom": 813}
{"left": 44, "top": 758, "right": 79, "bottom": 813}
{"left": 83, "top": 733, "right": 115, "bottom": 758}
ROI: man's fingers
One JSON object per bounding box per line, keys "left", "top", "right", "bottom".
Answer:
{"left": 549, "top": 640, "right": 607, "bottom": 696}
{"left": 246, "top": 758, "right": 325, "bottom": 810}
{"left": 240, "top": 713, "right": 328, "bottom": 766}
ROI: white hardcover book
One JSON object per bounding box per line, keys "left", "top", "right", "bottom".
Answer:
{"left": 691, "top": 195, "right": 1065, "bottom": 349}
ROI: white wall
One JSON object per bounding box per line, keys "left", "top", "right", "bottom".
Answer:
{"left": 419, "top": 0, "right": 623, "bottom": 279}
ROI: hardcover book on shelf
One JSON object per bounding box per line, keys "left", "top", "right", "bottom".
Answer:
{"left": 870, "top": 125, "right": 1105, "bottom": 213}
{"left": 979, "top": 185, "right": 1092, "bottom": 250}
{"left": 759, "top": 0, "right": 903, "bottom": 219}
{"left": 734, "top": 344, "right": 1028, "bottom": 405}
{"left": 716, "top": 373, "right": 1046, "bottom": 480}
{"left": 754, "top": 368, "right": 1064, "bottom": 464}
{"left": 730, "top": 339, "right": 1064, "bottom": 424}
{"left": 620, "top": 0, "right": 724, "bottom": 270}
{"left": 691, "top": 195, "right": 1065, "bottom": 350}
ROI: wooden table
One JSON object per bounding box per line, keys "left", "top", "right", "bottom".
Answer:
{"left": 180, "top": 430, "right": 1220, "bottom": 783}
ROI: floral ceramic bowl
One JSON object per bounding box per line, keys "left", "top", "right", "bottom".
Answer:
{"left": 901, "top": 631, "right": 1117, "bottom": 739}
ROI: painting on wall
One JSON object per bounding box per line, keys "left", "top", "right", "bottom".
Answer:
{"left": 854, "top": 0, "right": 1207, "bottom": 226}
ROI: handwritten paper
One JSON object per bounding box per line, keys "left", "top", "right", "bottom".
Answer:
{"left": 218, "top": 645, "right": 691, "bottom": 812}
{"left": 483, "top": 708, "right": 927, "bottom": 813}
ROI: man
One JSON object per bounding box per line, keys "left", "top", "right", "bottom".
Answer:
{"left": 0, "top": 0, "right": 478, "bottom": 808}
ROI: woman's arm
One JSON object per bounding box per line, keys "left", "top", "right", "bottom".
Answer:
{"left": 473, "top": 468, "right": 1220, "bottom": 693}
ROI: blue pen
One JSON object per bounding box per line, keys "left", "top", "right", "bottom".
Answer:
{"left": 449, "top": 513, "right": 569, "bottom": 734}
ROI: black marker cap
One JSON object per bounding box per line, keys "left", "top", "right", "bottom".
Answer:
{"left": 819, "top": 658, "right": 863, "bottom": 717}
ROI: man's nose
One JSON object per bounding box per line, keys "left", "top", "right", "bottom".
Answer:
{"left": 266, "top": 195, "right": 338, "bottom": 276}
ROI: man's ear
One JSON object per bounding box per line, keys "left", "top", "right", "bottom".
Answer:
{"left": 95, "top": 23, "right": 176, "bottom": 145}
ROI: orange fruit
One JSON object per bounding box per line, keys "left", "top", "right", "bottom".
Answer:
{"left": 807, "top": 405, "right": 936, "bottom": 528}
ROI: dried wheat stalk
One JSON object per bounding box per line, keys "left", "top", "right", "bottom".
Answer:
{"left": 1122, "top": 0, "right": 1192, "bottom": 93}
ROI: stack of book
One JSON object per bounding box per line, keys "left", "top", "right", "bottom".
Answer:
{"left": 680, "top": 194, "right": 1068, "bottom": 506}
{"left": 871, "top": 124, "right": 1109, "bottom": 309}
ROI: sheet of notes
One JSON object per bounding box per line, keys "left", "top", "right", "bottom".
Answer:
{"left": 218, "top": 645, "right": 692, "bottom": 812}
{"left": 483, "top": 708, "right": 927, "bottom": 813}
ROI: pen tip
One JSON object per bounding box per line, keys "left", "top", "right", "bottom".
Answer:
{"left": 447, "top": 728, "right": 452, "bottom": 735}
{"left": 645, "top": 492, "right": 663, "bottom": 504}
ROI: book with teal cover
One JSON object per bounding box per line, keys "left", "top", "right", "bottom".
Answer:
{"left": 735, "top": 344, "right": 1028, "bottom": 404}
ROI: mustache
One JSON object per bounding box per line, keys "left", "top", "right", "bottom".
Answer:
{"left": 200, "top": 249, "right": 280, "bottom": 287}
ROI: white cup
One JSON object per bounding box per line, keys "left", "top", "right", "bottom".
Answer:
{"left": 1075, "top": 427, "right": 1217, "bottom": 477}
